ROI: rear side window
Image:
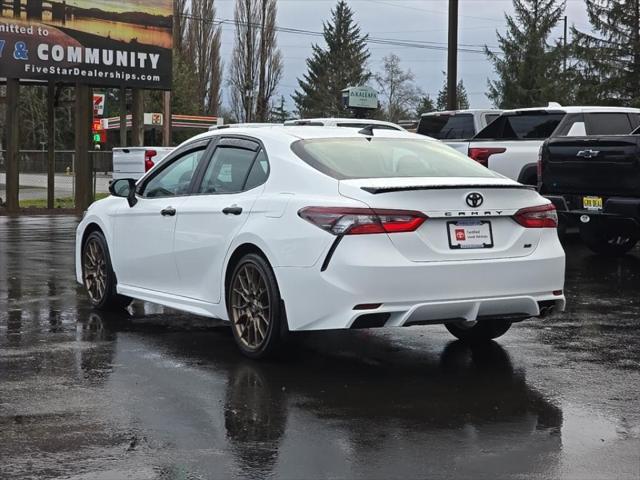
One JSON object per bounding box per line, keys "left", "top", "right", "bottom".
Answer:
{"left": 586, "top": 113, "right": 633, "bottom": 135}
{"left": 291, "top": 137, "right": 497, "bottom": 180}
{"left": 475, "top": 113, "right": 565, "bottom": 140}
{"left": 244, "top": 150, "right": 270, "bottom": 190}
{"left": 198, "top": 147, "right": 257, "bottom": 194}
{"left": 417, "top": 114, "right": 475, "bottom": 139}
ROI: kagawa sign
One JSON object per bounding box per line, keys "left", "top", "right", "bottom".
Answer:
{"left": 342, "top": 86, "right": 379, "bottom": 110}
{"left": 0, "top": 1, "right": 173, "bottom": 89}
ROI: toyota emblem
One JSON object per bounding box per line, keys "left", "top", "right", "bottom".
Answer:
{"left": 465, "top": 192, "right": 484, "bottom": 208}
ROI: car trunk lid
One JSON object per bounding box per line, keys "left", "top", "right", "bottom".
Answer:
{"left": 339, "top": 177, "right": 549, "bottom": 262}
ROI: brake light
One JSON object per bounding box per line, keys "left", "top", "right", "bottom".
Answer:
{"left": 468, "top": 147, "right": 506, "bottom": 167}
{"left": 298, "top": 207, "right": 427, "bottom": 235}
{"left": 144, "top": 149, "right": 157, "bottom": 172}
{"left": 513, "top": 204, "right": 558, "bottom": 228}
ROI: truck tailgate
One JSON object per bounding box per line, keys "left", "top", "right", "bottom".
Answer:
{"left": 541, "top": 136, "right": 640, "bottom": 197}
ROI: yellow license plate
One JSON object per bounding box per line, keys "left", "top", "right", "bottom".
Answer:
{"left": 582, "top": 196, "right": 603, "bottom": 210}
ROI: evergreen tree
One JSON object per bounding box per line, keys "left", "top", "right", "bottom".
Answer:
{"left": 486, "top": 0, "right": 567, "bottom": 108}
{"left": 270, "top": 96, "right": 290, "bottom": 122}
{"left": 572, "top": 0, "right": 640, "bottom": 107}
{"left": 415, "top": 95, "right": 435, "bottom": 116}
{"left": 292, "top": 1, "right": 370, "bottom": 117}
{"left": 436, "top": 79, "right": 470, "bottom": 110}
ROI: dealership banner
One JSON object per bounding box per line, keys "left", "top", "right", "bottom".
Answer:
{"left": 0, "top": 1, "right": 172, "bottom": 89}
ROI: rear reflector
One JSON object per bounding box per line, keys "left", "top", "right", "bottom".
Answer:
{"left": 468, "top": 147, "right": 506, "bottom": 167}
{"left": 299, "top": 207, "right": 427, "bottom": 235}
{"left": 513, "top": 204, "right": 558, "bottom": 228}
{"left": 353, "top": 303, "right": 382, "bottom": 310}
{"left": 553, "top": 290, "right": 563, "bottom": 296}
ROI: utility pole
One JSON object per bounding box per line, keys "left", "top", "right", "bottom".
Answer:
{"left": 447, "top": 0, "right": 459, "bottom": 111}
{"left": 563, "top": 15, "right": 568, "bottom": 73}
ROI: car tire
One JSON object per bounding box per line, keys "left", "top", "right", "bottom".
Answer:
{"left": 445, "top": 319, "right": 512, "bottom": 343}
{"left": 580, "top": 228, "right": 638, "bottom": 256}
{"left": 82, "top": 231, "right": 131, "bottom": 311}
{"left": 227, "top": 253, "right": 286, "bottom": 360}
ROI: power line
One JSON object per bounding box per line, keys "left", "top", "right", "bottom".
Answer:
{"left": 178, "top": 14, "right": 501, "bottom": 55}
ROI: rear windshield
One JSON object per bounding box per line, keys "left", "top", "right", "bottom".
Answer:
{"left": 417, "top": 114, "right": 475, "bottom": 139}
{"left": 475, "top": 112, "right": 565, "bottom": 140}
{"left": 291, "top": 137, "right": 498, "bottom": 180}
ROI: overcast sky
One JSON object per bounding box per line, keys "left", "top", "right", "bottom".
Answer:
{"left": 214, "top": 0, "right": 592, "bottom": 112}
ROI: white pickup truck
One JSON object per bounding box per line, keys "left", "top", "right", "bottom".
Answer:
{"left": 461, "top": 105, "right": 640, "bottom": 185}
{"left": 417, "top": 109, "right": 502, "bottom": 152}
{"left": 112, "top": 147, "right": 174, "bottom": 180}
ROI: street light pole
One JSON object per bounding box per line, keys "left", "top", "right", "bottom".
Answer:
{"left": 447, "top": 0, "right": 459, "bottom": 111}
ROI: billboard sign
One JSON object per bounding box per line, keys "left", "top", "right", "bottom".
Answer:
{"left": 0, "top": 1, "right": 173, "bottom": 89}
{"left": 342, "top": 86, "right": 378, "bottom": 109}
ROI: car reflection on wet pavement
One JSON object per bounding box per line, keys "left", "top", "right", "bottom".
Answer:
{"left": 1, "top": 216, "right": 639, "bottom": 480}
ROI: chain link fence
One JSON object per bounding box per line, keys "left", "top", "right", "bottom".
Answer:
{"left": 0, "top": 150, "right": 112, "bottom": 209}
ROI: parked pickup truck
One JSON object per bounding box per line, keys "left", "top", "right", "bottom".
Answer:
{"left": 112, "top": 147, "right": 174, "bottom": 180}
{"left": 462, "top": 105, "right": 640, "bottom": 185}
{"left": 539, "top": 126, "right": 640, "bottom": 255}
{"left": 416, "top": 109, "right": 502, "bottom": 153}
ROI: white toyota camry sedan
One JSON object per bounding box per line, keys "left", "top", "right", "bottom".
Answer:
{"left": 76, "top": 126, "right": 566, "bottom": 358}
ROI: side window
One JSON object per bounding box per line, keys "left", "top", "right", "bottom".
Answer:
{"left": 244, "top": 150, "right": 270, "bottom": 190}
{"left": 485, "top": 114, "right": 500, "bottom": 125}
{"left": 629, "top": 113, "right": 640, "bottom": 129}
{"left": 417, "top": 114, "right": 474, "bottom": 139}
{"left": 586, "top": 113, "right": 633, "bottom": 135}
{"left": 142, "top": 148, "right": 205, "bottom": 198}
{"left": 566, "top": 122, "right": 587, "bottom": 136}
{"left": 198, "top": 146, "right": 257, "bottom": 194}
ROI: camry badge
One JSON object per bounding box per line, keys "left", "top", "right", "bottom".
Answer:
{"left": 465, "top": 192, "right": 484, "bottom": 208}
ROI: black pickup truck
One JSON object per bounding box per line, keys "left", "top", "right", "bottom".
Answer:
{"left": 539, "top": 127, "right": 640, "bottom": 255}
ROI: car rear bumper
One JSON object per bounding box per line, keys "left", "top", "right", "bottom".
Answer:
{"left": 546, "top": 194, "right": 640, "bottom": 234}
{"left": 275, "top": 231, "right": 566, "bottom": 331}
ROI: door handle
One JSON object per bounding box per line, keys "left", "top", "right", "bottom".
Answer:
{"left": 222, "top": 206, "right": 243, "bottom": 215}
{"left": 161, "top": 206, "right": 176, "bottom": 216}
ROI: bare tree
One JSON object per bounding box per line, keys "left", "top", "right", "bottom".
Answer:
{"left": 188, "top": 0, "right": 223, "bottom": 115}
{"left": 375, "top": 54, "right": 422, "bottom": 123}
{"left": 228, "top": 0, "right": 282, "bottom": 122}
{"left": 174, "top": 0, "right": 189, "bottom": 53}
{"left": 255, "top": 0, "right": 283, "bottom": 121}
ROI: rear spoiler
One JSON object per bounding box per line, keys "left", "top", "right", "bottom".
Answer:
{"left": 361, "top": 184, "right": 534, "bottom": 194}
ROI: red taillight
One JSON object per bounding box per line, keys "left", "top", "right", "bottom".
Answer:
{"left": 513, "top": 204, "right": 558, "bottom": 228}
{"left": 468, "top": 147, "right": 506, "bottom": 167}
{"left": 144, "top": 149, "right": 157, "bottom": 172}
{"left": 298, "top": 207, "right": 427, "bottom": 235}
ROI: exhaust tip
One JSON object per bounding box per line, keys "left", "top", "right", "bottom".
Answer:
{"left": 537, "top": 300, "right": 556, "bottom": 317}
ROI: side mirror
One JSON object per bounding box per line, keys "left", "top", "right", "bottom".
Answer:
{"left": 109, "top": 178, "right": 138, "bottom": 207}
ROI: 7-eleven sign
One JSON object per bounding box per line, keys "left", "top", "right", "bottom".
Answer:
{"left": 93, "top": 93, "right": 106, "bottom": 116}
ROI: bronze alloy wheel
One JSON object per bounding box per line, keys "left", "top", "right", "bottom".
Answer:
{"left": 83, "top": 238, "right": 107, "bottom": 303}
{"left": 230, "top": 264, "right": 272, "bottom": 350}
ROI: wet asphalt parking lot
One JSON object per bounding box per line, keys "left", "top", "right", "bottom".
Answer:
{"left": 0, "top": 215, "right": 639, "bottom": 480}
